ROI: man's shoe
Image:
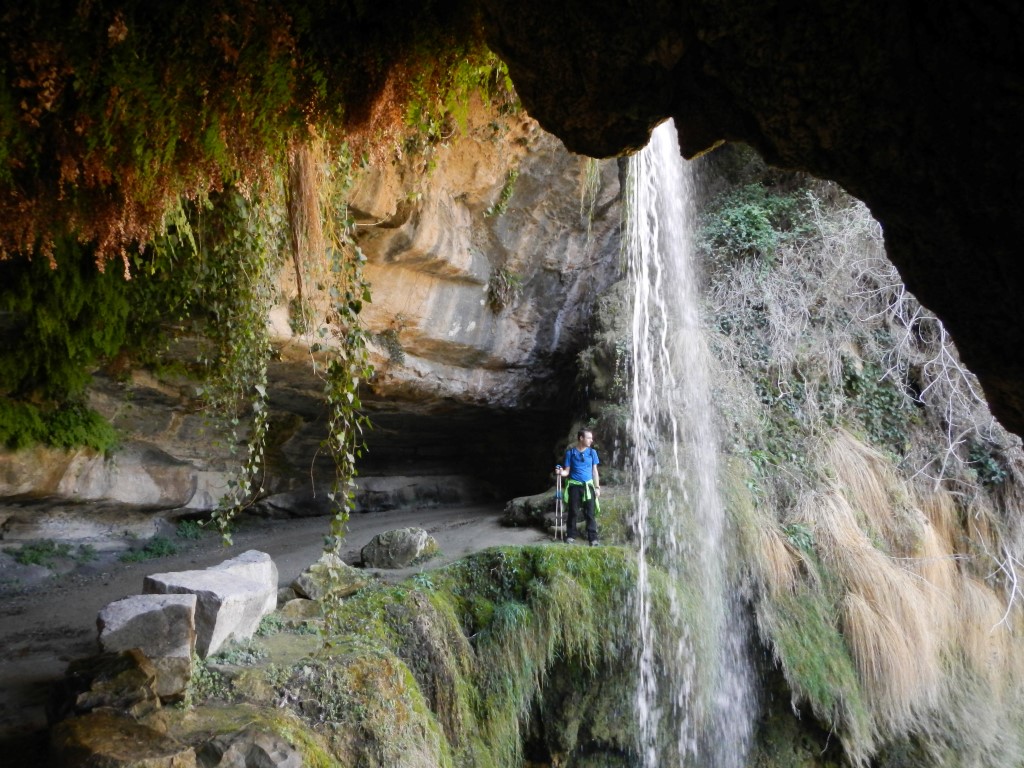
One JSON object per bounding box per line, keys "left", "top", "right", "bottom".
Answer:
{"left": 565, "top": 537, "right": 576, "bottom": 544}
{"left": 590, "top": 540, "right": 599, "bottom": 547}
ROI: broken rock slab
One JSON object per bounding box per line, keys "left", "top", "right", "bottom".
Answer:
{"left": 143, "top": 551, "right": 277, "bottom": 658}
{"left": 98, "top": 594, "right": 197, "bottom": 658}
{"left": 97, "top": 594, "right": 197, "bottom": 701}
{"left": 360, "top": 527, "right": 438, "bottom": 569}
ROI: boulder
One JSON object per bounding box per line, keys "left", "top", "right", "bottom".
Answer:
{"left": 291, "top": 552, "right": 368, "bottom": 600}
{"left": 143, "top": 552, "right": 278, "bottom": 657}
{"left": 50, "top": 710, "right": 195, "bottom": 768}
{"left": 197, "top": 726, "right": 302, "bottom": 768}
{"left": 97, "top": 594, "right": 198, "bottom": 701}
{"left": 502, "top": 489, "right": 556, "bottom": 528}
{"left": 48, "top": 650, "right": 161, "bottom": 725}
{"left": 360, "top": 528, "right": 438, "bottom": 569}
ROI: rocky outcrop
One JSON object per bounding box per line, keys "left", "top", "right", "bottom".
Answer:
{"left": 143, "top": 551, "right": 278, "bottom": 658}
{"left": 0, "top": 100, "right": 621, "bottom": 538}
{"left": 48, "top": 650, "right": 162, "bottom": 725}
{"left": 480, "top": 0, "right": 1024, "bottom": 439}
{"left": 265, "top": 103, "right": 624, "bottom": 504}
{"left": 50, "top": 710, "right": 195, "bottom": 768}
{"left": 97, "top": 594, "right": 197, "bottom": 701}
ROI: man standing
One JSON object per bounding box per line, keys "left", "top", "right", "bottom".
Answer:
{"left": 556, "top": 429, "right": 601, "bottom": 546}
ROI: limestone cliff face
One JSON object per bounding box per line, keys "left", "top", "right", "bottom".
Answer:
{"left": 263, "top": 104, "right": 624, "bottom": 513}
{"left": 0, "top": 108, "right": 624, "bottom": 541}
{"left": 276, "top": 103, "right": 622, "bottom": 411}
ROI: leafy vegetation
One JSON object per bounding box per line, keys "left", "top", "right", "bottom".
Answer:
{"left": 118, "top": 535, "right": 178, "bottom": 563}
{"left": 0, "top": 398, "right": 118, "bottom": 452}
{"left": 183, "top": 546, "right": 656, "bottom": 766}
{"left": 175, "top": 519, "right": 204, "bottom": 540}
{"left": 486, "top": 267, "right": 523, "bottom": 313}
{"left": 0, "top": 0, "right": 491, "bottom": 262}
{"left": 12, "top": 540, "right": 96, "bottom": 567}
{"left": 484, "top": 168, "right": 519, "bottom": 218}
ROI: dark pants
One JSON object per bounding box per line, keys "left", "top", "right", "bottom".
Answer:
{"left": 567, "top": 484, "right": 598, "bottom": 542}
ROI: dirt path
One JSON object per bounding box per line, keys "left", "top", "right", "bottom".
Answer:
{"left": 0, "top": 504, "right": 548, "bottom": 753}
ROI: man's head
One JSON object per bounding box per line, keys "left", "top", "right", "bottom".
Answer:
{"left": 577, "top": 429, "right": 594, "bottom": 447}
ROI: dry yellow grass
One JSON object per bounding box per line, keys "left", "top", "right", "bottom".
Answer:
{"left": 911, "top": 516, "right": 960, "bottom": 648}
{"left": 957, "top": 577, "right": 1014, "bottom": 692}
{"left": 754, "top": 524, "right": 802, "bottom": 597}
{"left": 798, "top": 487, "right": 942, "bottom": 731}
{"left": 824, "top": 429, "right": 922, "bottom": 556}
{"left": 842, "top": 591, "right": 932, "bottom": 730}
{"left": 285, "top": 139, "right": 332, "bottom": 331}
{"left": 917, "top": 489, "right": 960, "bottom": 555}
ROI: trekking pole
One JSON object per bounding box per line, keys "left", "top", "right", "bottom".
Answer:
{"left": 554, "top": 467, "right": 563, "bottom": 541}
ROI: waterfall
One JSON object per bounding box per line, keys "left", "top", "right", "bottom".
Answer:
{"left": 627, "top": 120, "right": 756, "bottom": 767}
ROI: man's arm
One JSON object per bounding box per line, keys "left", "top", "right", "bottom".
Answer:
{"left": 593, "top": 465, "right": 600, "bottom": 494}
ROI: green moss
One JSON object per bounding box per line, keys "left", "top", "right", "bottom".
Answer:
{"left": 0, "top": 239, "right": 133, "bottom": 401}
{"left": 0, "top": 398, "right": 119, "bottom": 452}
{"left": 757, "top": 587, "right": 870, "bottom": 744}
{"left": 160, "top": 546, "right": 682, "bottom": 766}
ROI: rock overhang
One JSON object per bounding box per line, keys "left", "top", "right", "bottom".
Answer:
{"left": 480, "top": 0, "right": 1024, "bottom": 436}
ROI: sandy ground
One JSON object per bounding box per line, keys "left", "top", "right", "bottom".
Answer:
{"left": 0, "top": 503, "right": 549, "bottom": 760}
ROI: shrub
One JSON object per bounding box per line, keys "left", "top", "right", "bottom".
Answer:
{"left": 175, "top": 519, "right": 205, "bottom": 540}
{"left": 699, "top": 181, "right": 814, "bottom": 266}
{"left": 13, "top": 540, "right": 73, "bottom": 567}
{"left": 119, "top": 535, "right": 178, "bottom": 563}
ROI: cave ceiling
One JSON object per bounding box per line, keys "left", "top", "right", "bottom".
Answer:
{"left": 481, "top": 0, "right": 1024, "bottom": 438}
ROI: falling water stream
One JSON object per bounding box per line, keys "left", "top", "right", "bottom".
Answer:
{"left": 627, "top": 120, "right": 755, "bottom": 767}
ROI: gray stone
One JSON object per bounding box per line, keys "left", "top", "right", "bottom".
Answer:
{"left": 55, "top": 440, "right": 198, "bottom": 508}
{"left": 143, "top": 563, "right": 277, "bottom": 658}
{"left": 360, "top": 527, "right": 438, "bottom": 569}
{"left": 97, "top": 594, "right": 197, "bottom": 659}
{"left": 291, "top": 552, "right": 368, "bottom": 600}
{"left": 197, "top": 727, "right": 301, "bottom": 768}
{"left": 503, "top": 490, "right": 557, "bottom": 528}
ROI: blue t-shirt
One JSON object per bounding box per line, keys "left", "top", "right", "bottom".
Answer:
{"left": 563, "top": 446, "right": 600, "bottom": 483}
